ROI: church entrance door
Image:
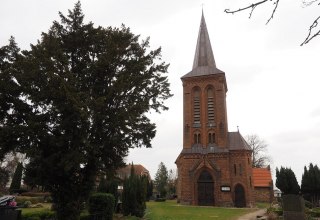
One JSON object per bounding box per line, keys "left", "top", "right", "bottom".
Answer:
{"left": 234, "top": 184, "right": 246, "bottom": 207}
{"left": 197, "top": 170, "right": 214, "bottom": 206}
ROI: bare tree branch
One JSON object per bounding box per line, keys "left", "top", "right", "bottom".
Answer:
{"left": 301, "top": 15, "right": 320, "bottom": 45}
{"left": 225, "top": 0, "right": 320, "bottom": 45}
{"left": 225, "top": 0, "right": 279, "bottom": 23}
{"left": 245, "top": 134, "right": 271, "bottom": 168}
{"left": 302, "top": 0, "right": 320, "bottom": 7}
{"left": 266, "top": 0, "right": 280, "bottom": 24}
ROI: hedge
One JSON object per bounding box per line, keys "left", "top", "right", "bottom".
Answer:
{"left": 21, "top": 210, "right": 55, "bottom": 220}
{"left": 88, "top": 193, "right": 115, "bottom": 220}
{"left": 16, "top": 196, "right": 44, "bottom": 205}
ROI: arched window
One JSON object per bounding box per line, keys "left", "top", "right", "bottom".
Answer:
{"left": 208, "top": 132, "right": 216, "bottom": 144}
{"left": 194, "top": 132, "right": 201, "bottom": 144}
{"left": 207, "top": 88, "right": 215, "bottom": 123}
{"left": 193, "top": 88, "right": 201, "bottom": 125}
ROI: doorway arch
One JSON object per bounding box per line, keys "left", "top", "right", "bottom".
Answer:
{"left": 197, "top": 170, "right": 214, "bottom": 206}
{"left": 234, "top": 184, "right": 246, "bottom": 207}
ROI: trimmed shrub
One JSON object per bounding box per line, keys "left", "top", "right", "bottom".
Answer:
{"left": 122, "top": 166, "right": 147, "bottom": 218}
{"left": 21, "top": 210, "right": 55, "bottom": 220}
{"left": 23, "top": 200, "right": 32, "bottom": 208}
{"left": 88, "top": 193, "right": 115, "bottom": 220}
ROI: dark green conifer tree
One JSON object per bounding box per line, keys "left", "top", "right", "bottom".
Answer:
{"left": 276, "top": 166, "right": 300, "bottom": 195}
{"left": 301, "top": 163, "right": 320, "bottom": 206}
{"left": 122, "top": 164, "right": 147, "bottom": 217}
{"left": 9, "top": 162, "right": 23, "bottom": 193}
{"left": 0, "top": 2, "right": 171, "bottom": 219}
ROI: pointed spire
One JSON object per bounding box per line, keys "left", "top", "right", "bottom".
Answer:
{"left": 192, "top": 11, "right": 216, "bottom": 69}
{"left": 182, "top": 11, "right": 224, "bottom": 79}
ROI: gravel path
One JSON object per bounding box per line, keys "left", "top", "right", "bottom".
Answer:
{"left": 237, "top": 208, "right": 267, "bottom": 220}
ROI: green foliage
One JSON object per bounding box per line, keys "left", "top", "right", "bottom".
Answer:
{"left": 301, "top": 163, "right": 320, "bottom": 207}
{"left": 0, "top": 1, "right": 171, "bottom": 220}
{"left": 97, "top": 176, "right": 108, "bottom": 193}
{"left": 21, "top": 209, "right": 55, "bottom": 220}
{"left": 267, "top": 207, "right": 283, "bottom": 216}
{"left": 155, "top": 198, "right": 166, "bottom": 202}
{"left": 0, "top": 166, "right": 9, "bottom": 190}
{"left": 154, "top": 162, "right": 168, "bottom": 198}
{"left": 23, "top": 201, "right": 32, "bottom": 208}
{"left": 9, "top": 162, "right": 23, "bottom": 193}
{"left": 146, "top": 178, "right": 153, "bottom": 201}
{"left": 122, "top": 165, "right": 147, "bottom": 217}
{"left": 276, "top": 166, "right": 300, "bottom": 195}
{"left": 89, "top": 193, "right": 115, "bottom": 220}
{"left": 16, "top": 196, "right": 45, "bottom": 205}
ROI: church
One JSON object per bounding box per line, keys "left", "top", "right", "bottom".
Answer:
{"left": 175, "top": 12, "right": 255, "bottom": 207}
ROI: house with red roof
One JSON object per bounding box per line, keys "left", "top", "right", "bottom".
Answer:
{"left": 116, "top": 164, "right": 150, "bottom": 180}
{"left": 252, "top": 166, "right": 273, "bottom": 203}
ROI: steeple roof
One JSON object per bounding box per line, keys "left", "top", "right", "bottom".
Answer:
{"left": 182, "top": 12, "right": 224, "bottom": 79}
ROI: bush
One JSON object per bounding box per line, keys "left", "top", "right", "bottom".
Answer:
{"left": 305, "top": 200, "right": 313, "bottom": 209}
{"left": 267, "top": 207, "right": 283, "bottom": 216}
{"left": 79, "top": 213, "right": 90, "bottom": 220}
{"left": 23, "top": 200, "right": 32, "bottom": 208}
{"left": 155, "top": 198, "right": 166, "bottom": 202}
{"left": 21, "top": 210, "right": 55, "bottom": 220}
{"left": 21, "top": 192, "right": 51, "bottom": 197}
{"left": 88, "top": 193, "right": 115, "bottom": 220}
{"left": 16, "top": 196, "right": 44, "bottom": 205}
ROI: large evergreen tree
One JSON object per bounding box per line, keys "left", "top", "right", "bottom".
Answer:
{"left": 154, "top": 162, "right": 168, "bottom": 198}
{"left": 301, "top": 163, "right": 320, "bottom": 206}
{"left": 276, "top": 166, "right": 300, "bottom": 195}
{"left": 0, "top": 2, "right": 171, "bottom": 220}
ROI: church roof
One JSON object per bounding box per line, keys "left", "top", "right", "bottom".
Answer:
{"left": 252, "top": 168, "right": 273, "bottom": 187}
{"left": 181, "top": 12, "right": 224, "bottom": 79}
{"left": 227, "top": 132, "right": 251, "bottom": 151}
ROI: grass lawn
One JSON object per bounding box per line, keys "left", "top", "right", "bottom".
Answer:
{"left": 19, "top": 203, "right": 52, "bottom": 214}
{"left": 144, "top": 200, "right": 256, "bottom": 220}
{"left": 19, "top": 201, "right": 259, "bottom": 220}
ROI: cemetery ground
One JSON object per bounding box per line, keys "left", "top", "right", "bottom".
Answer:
{"left": 19, "top": 199, "right": 259, "bottom": 220}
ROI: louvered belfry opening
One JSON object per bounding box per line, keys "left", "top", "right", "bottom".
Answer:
{"left": 193, "top": 88, "right": 201, "bottom": 127}
{"left": 207, "top": 88, "right": 214, "bottom": 123}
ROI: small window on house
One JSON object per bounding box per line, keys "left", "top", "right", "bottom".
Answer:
{"left": 250, "top": 176, "right": 252, "bottom": 188}
{"left": 239, "top": 164, "right": 242, "bottom": 176}
{"left": 234, "top": 164, "right": 237, "bottom": 175}
{"left": 248, "top": 158, "right": 250, "bottom": 165}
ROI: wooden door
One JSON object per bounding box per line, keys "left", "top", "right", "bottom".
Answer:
{"left": 197, "top": 170, "right": 214, "bottom": 206}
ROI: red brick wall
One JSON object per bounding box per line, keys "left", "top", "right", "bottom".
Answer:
{"left": 254, "top": 187, "right": 273, "bottom": 203}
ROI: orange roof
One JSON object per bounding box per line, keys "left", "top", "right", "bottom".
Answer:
{"left": 252, "top": 168, "right": 272, "bottom": 187}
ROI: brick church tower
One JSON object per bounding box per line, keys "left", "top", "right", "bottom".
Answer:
{"left": 175, "top": 12, "right": 254, "bottom": 207}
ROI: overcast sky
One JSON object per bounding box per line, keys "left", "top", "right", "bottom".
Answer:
{"left": 1, "top": 0, "right": 320, "bottom": 184}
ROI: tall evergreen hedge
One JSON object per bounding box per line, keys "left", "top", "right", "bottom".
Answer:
{"left": 9, "top": 162, "right": 23, "bottom": 193}
{"left": 88, "top": 193, "right": 115, "bottom": 220}
{"left": 122, "top": 165, "right": 147, "bottom": 217}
